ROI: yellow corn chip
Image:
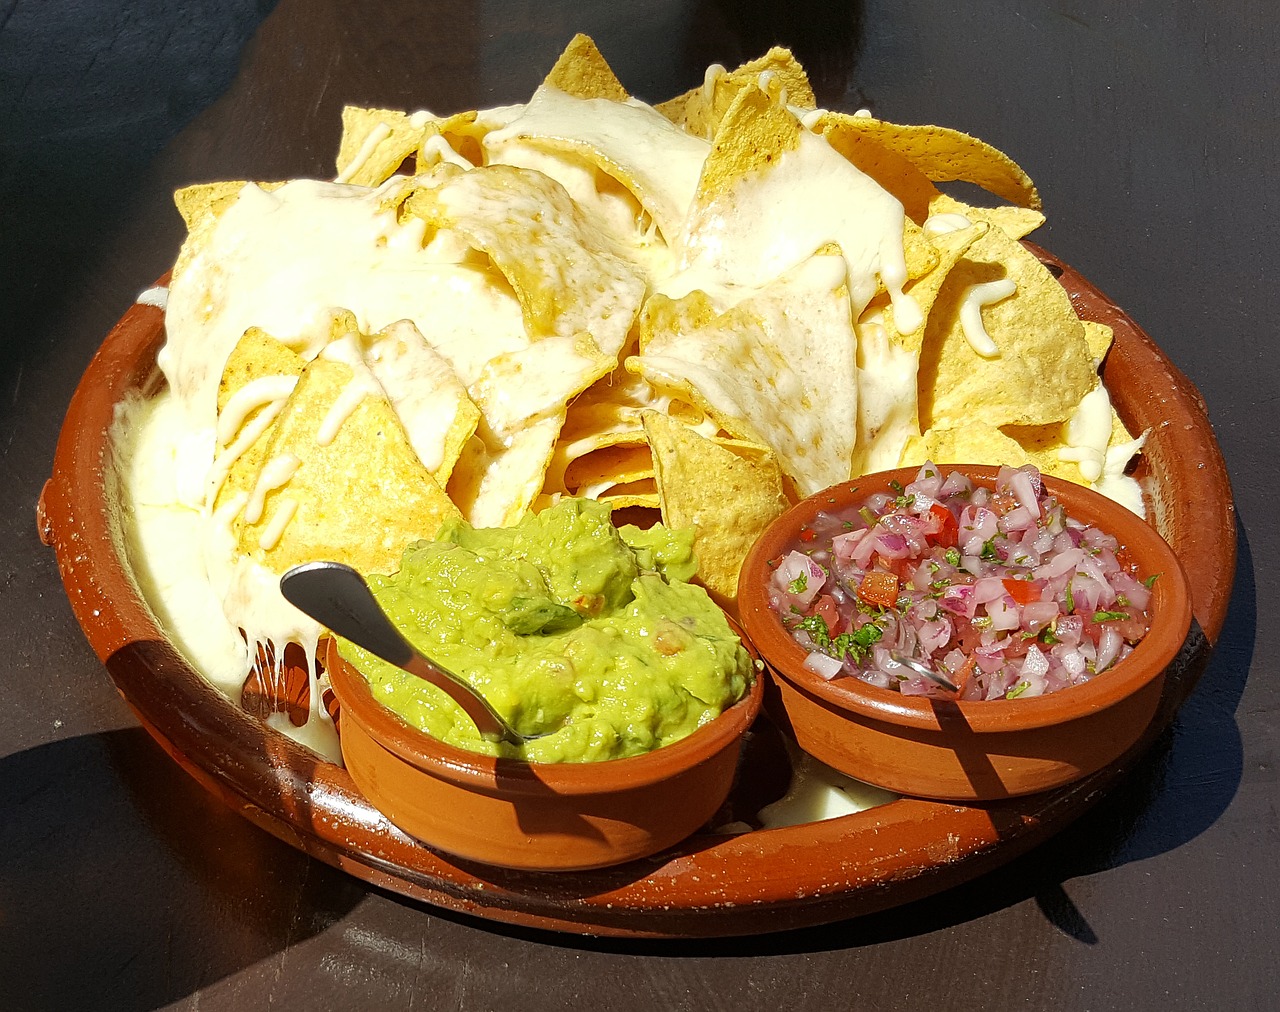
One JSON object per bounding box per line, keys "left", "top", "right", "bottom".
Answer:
{"left": 482, "top": 82, "right": 710, "bottom": 244}
{"left": 544, "top": 33, "right": 629, "bottom": 102}
{"left": 918, "top": 225, "right": 1096, "bottom": 430}
{"left": 562, "top": 443, "right": 655, "bottom": 498}
{"left": 236, "top": 357, "right": 460, "bottom": 575}
{"left": 629, "top": 253, "right": 859, "bottom": 496}
{"left": 1082, "top": 320, "right": 1115, "bottom": 363}
{"left": 336, "top": 106, "right": 431, "bottom": 187}
{"left": 448, "top": 413, "right": 565, "bottom": 528}
{"left": 172, "top": 181, "right": 284, "bottom": 283}
{"left": 643, "top": 410, "right": 789, "bottom": 602}
{"left": 210, "top": 327, "right": 303, "bottom": 513}
{"left": 321, "top": 314, "right": 480, "bottom": 487}
{"left": 683, "top": 82, "right": 933, "bottom": 317}
{"left": 926, "top": 191, "right": 1045, "bottom": 242}
{"left": 850, "top": 221, "right": 987, "bottom": 476}
{"left": 826, "top": 116, "right": 1041, "bottom": 209}
{"left": 657, "top": 47, "right": 816, "bottom": 139}
{"left": 900, "top": 421, "right": 1029, "bottom": 470}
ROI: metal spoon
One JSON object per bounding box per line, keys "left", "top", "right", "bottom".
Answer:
{"left": 890, "top": 652, "right": 961, "bottom": 694}
{"left": 279, "top": 560, "right": 538, "bottom": 746}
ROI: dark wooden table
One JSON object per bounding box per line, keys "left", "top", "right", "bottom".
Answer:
{"left": 3, "top": 2, "right": 1275, "bottom": 1008}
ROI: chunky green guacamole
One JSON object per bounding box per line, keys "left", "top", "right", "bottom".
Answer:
{"left": 338, "top": 498, "right": 753, "bottom": 763}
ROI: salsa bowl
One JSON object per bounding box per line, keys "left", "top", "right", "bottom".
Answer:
{"left": 737, "top": 464, "right": 1193, "bottom": 801}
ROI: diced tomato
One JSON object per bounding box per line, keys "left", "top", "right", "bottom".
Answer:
{"left": 799, "top": 527, "right": 817, "bottom": 542}
{"left": 928, "top": 503, "right": 958, "bottom": 548}
{"left": 953, "top": 652, "right": 978, "bottom": 696}
{"left": 809, "top": 594, "right": 843, "bottom": 636}
{"left": 1001, "top": 578, "right": 1041, "bottom": 605}
{"left": 857, "top": 571, "right": 900, "bottom": 609}
{"left": 990, "top": 490, "right": 1021, "bottom": 516}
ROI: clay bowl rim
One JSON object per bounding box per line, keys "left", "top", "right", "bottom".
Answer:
{"left": 323, "top": 631, "right": 765, "bottom": 797}
{"left": 738, "top": 463, "right": 1192, "bottom": 735}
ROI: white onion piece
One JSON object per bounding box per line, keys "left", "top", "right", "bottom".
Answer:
{"left": 1095, "top": 627, "right": 1123, "bottom": 671}
{"left": 804, "top": 651, "right": 845, "bottom": 679}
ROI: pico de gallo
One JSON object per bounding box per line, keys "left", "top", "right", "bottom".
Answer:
{"left": 766, "top": 463, "right": 1157, "bottom": 700}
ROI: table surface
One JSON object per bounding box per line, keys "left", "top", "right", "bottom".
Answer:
{"left": 3, "top": 1, "right": 1276, "bottom": 1009}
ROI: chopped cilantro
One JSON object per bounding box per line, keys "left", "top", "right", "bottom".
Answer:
{"left": 796, "top": 614, "right": 883, "bottom": 665}
{"left": 1093, "top": 610, "right": 1130, "bottom": 622}
{"left": 1039, "top": 626, "right": 1059, "bottom": 645}
{"left": 972, "top": 616, "right": 993, "bottom": 629}
{"left": 944, "top": 547, "right": 962, "bottom": 567}
{"left": 889, "top": 479, "right": 903, "bottom": 494}
{"left": 1065, "top": 578, "right": 1075, "bottom": 613}
{"left": 842, "top": 520, "right": 855, "bottom": 530}
{"left": 1005, "top": 680, "right": 1031, "bottom": 699}
{"left": 1143, "top": 573, "right": 1161, "bottom": 589}
{"left": 979, "top": 539, "right": 999, "bottom": 562}
{"left": 787, "top": 570, "right": 808, "bottom": 595}
{"left": 1116, "top": 593, "right": 1131, "bottom": 608}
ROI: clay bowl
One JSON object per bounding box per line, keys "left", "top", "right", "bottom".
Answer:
{"left": 322, "top": 634, "right": 764, "bottom": 872}
{"left": 737, "top": 464, "right": 1192, "bottom": 802}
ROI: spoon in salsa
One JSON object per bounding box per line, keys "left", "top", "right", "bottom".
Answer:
{"left": 280, "top": 561, "right": 540, "bottom": 746}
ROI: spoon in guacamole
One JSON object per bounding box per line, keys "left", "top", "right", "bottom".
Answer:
{"left": 280, "top": 560, "right": 541, "bottom": 745}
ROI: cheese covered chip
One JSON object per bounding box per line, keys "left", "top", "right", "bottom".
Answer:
{"left": 630, "top": 254, "right": 859, "bottom": 496}
{"left": 919, "top": 226, "right": 1097, "bottom": 429}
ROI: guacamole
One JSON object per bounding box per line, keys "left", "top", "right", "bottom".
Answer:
{"left": 337, "top": 498, "right": 753, "bottom": 763}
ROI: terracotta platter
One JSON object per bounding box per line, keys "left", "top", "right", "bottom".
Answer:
{"left": 38, "top": 246, "right": 1235, "bottom": 937}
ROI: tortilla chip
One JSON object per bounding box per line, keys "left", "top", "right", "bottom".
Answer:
{"left": 210, "top": 327, "right": 304, "bottom": 513}
{"left": 448, "top": 413, "right": 565, "bottom": 528}
{"left": 544, "top": 33, "right": 629, "bottom": 102}
{"left": 926, "top": 191, "right": 1045, "bottom": 242}
{"left": 629, "top": 253, "right": 859, "bottom": 497}
{"left": 335, "top": 106, "right": 431, "bottom": 186}
{"left": 683, "top": 83, "right": 933, "bottom": 315}
{"left": 562, "top": 443, "right": 655, "bottom": 498}
{"left": 236, "top": 357, "right": 460, "bottom": 575}
{"left": 1082, "top": 320, "right": 1115, "bottom": 363}
{"left": 657, "top": 47, "right": 816, "bottom": 139}
{"left": 643, "top": 410, "right": 789, "bottom": 602}
{"left": 919, "top": 225, "right": 1097, "bottom": 430}
{"left": 482, "top": 84, "right": 710, "bottom": 245}
{"left": 827, "top": 117, "right": 1041, "bottom": 209}
{"left": 321, "top": 314, "right": 480, "bottom": 487}
{"left": 172, "top": 181, "right": 284, "bottom": 283}
{"left": 405, "top": 164, "right": 644, "bottom": 347}
{"left": 900, "top": 421, "right": 1030, "bottom": 470}
{"left": 817, "top": 111, "right": 939, "bottom": 223}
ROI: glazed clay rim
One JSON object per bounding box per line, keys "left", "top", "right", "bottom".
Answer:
{"left": 323, "top": 634, "right": 765, "bottom": 797}
{"left": 738, "top": 465, "right": 1193, "bottom": 733}
{"left": 38, "top": 246, "right": 1236, "bottom": 936}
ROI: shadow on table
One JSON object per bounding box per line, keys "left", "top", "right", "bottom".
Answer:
{"left": 430, "top": 517, "right": 1256, "bottom": 957}
{"left": 0, "top": 726, "right": 365, "bottom": 1011}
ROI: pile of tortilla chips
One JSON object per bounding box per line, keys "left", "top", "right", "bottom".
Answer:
{"left": 168, "top": 33, "right": 1141, "bottom": 613}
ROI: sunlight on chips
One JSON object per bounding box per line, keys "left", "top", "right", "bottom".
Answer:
{"left": 148, "top": 27, "right": 1148, "bottom": 730}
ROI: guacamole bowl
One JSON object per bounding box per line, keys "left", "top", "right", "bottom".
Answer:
{"left": 323, "top": 633, "right": 763, "bottom": 872}
{"left": 737, "top": 464, "right": 1192, "bottom": 802}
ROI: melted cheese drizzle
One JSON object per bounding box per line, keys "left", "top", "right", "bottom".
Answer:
{"left": 335, "top": 121, "right": 392, "bottom": 183}
{"left": 958, "top": 278, "right": 1017, "bottom": 357}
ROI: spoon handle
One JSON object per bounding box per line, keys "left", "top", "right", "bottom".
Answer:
{"left": 279, "top": 560, "right": 514, "bottom": 743}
